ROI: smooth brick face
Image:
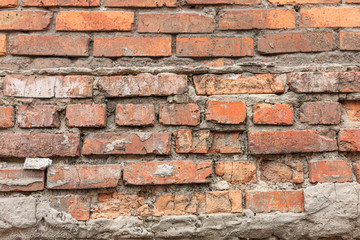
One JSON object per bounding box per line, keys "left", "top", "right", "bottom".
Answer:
{"left": 301, "top": 8, "right": 360, "bottom": 28}
{"left": 219, "top": 10, "right": 295, "bottom": 30}
{"left": 187, "top": 0, "right": 260, "bottom": 4}
{"left": 253, "top": 103, "right": 293, "bottom": 125}
{"left": 176, "top": 37, "right": 253, "bottom": 57}
{"left": 260, "top": 161, "right": 304, "bottom": 183}
{"left": 116, "top": 104, "right": 155, "bottom": 126}
{"left": 0, "top": 169, "right": 44, "bottom": 192}
{"left": 66, "top": 104, "right": 106, "bottom": 127}
{"left": 138, "top": 13, "right": 215, "bottom": 33}
{"left": 0, "top": 11, "right": 51, "bottom": 31}
{"left": 159, "top": 104, "right": 200, "bottom": 126}
{"left": 300, "top": 102, "right": 341, "bottom": 125}
{"left": 56, "top": 11, "right": 134, "bottom": 31}
{"left": 246, "top": 191, "right": 304, "bottom": 213}
{"left": 340, "top": 32, "right": 360, "bottom": 51}
{"left": 17, "top": 105, "right": 59, "bottom": 128}
{"left": 0, "top": 0, "right": 17, "bottom": 7}
{"left": 82, "top": 132, "right": 171, "bottom": 155}
{"left": 105, "top": 0, "right": 178, "bottom": 7}
{"left": 51, "top": 197, "right": 91, "bottom": 221}
{"left": 94, "top": 36, "right": 171, "bottom": 57}
{"left": 343, "top": 101, "right": 360, "bottom": 121}
{"left": 268, "top": 0, "right": 339, "bottom": 4}
{"left": 0, "top": 106, "right": 14, "bottom": 128}
{"left": 215, "top": 161, "right": 256, "bottom": 183}
{"left": 339, "top": 129, "right": 360, "bottom": 151}
{"left": 206, "top": 101, "right": 246, "bottom": 124}
{"left": 47, "top": 165, "right": 121, "bottom": 189}
{"left": 309, "top": 160, "right": 352, "bottom": 183}
{"left": 23, "top": 0, "right": 100, "bottom": 6}
{"left": 123, "top": 160, "right": 212, "bottom": 185}
{"left": 249, "top": 130, "right": 338, "bottom": 154}
{"left": 0, "top": 35, "right": 6, "bottom": 56}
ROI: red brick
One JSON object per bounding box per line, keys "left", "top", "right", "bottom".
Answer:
{"left": 56, "top": 11, "right": 134, "bottom": 31}
{"left": 187, "top": 0, "right": 260, "bottom": 4}
{"left": 343, "top": 101, "right": 360, "bottom": 121}
{"left": 339, "top": 129, "right": 360, "bottom": 152}
{"left": 206, "top": 191, "right": 242, "bottom": 213}
{"left": 301, "top": 8, "right": 360, "bottom": 28}
{"left": 346, "top": 0, "right": 360, "bottom": 3}
{"left": 17, "top": 105, "right": 59, "bottom": 128}
{"left": 47, "top": 165, "right": 121, "bottom": 189}
{"left": 176, "top": 37, "right": 253, "bottom": 57}
{"left": 105, "top": 0, "right": 178, "bottom": 7}
{"left": 82, "top": 132, "right": 171, "bottom": 155}
{"left": 253, "top": 103, "right": 293, "bottom": 125}
{"left": 0, "top": 11, "right": 51, "bottom": 30}
{"left": 23, "top": 0, "right": 100, "bottom": 6}
{"left": 268, "top": 0, "right": 339, "bottom": 4}
{"left": 0, "top": 0, "right": 17, "bottom": 7}
{"left": 123, "top": 160, "right": 212, "bottom": 185}
{"left": 116, "top": 104, "right": 155, "bottom": 126}
{"left": 0, "top": 133, "right": 80, "bottom": 157}
{"left": 249, "top": 130, "right": 338, "bottom": 154}
{"left": 300, "top": 102, "right": 341, "bottom": 125}
{"left": 246, "top": 190, "right": 304, "bottom": 213}
{"left": 66, "top": 104, "right": 106, "bottom": 127}
{"left": 309, "top": 160, "right": 352, "bottom": 183}
{"left": 219, "top": 10, "right": 295, "bottom": 30}
{"left": 94, "top": 36, "right": 171, "bottom": 57}
{"left": 159, "top": 104, "right": 200, "bottom": 126}
{"left": 0, "top": 35, "right": 6, "bottom": 56}
{"left": 258, "top": 32, "right": 334, "bottom": 54}
{"left": 51, "top": 197, "right": 91, "bottom": 221}
{"left": 355, "top": 162, "right": 360, "bottom": 183}
{"left": 215, "top": 161, "right": 256, "bottom": 183}
{"left": 260, "top": 161, "right": 304, "bottom": 183}
{"left": 340, "top": 31, "right": 360, "bottom": 51}
{"left": 194, "top": 74, "right": 284, "bottom": 95}
{"left": 0, "top": 106, "right": 14, "bottom": 128}
{"left": 209, "top": 132, "right": 243, "bottom": 153}
{"left": 98, "top": 74, "right": 187, "bottom": 97}
{"left": 0, "top": 169, "right": 44, "bottom": 192}
{"left": 139, "top": 13, "right": 215, "bottom": 33}
{"left": 10, "top": 35, "right": 89, "bottom": 57}
{"left": 206, "top": 101, "right": 246, "bottom": 124}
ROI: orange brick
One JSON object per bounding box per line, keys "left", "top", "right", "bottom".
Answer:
{"left": 300, "top": 102, "right": 341, "bottom": 125}
{"left": 301, "top": 8, "right": 360, "bottom": 28}
{"left": 0, "top": 106, "right": 14, "bottom": 128}
{"left": 309, "top": 160, "right": 352, "bottom": 183}
{"left": 159, "top": 104, "right": 200, "bottom": 126}
{"left": 343, "top": 101, "right": 360, "bottom": 121}
{"left": 17, "top": 105, "right": 59, "bottom": 128}
{"left": 346, "top": 0, "right": 360, "bottom": 2}
{"left": 260, "top": 161, "right": 304, "bottom": 183}
{"left": 51, "top": 197, "right": 91, "bottom": 221}
{"left": 0, "top": 169, "right": 44, "bottom": 192}
{"left": 66, "top": 104, "right": 106, "bottom": 127}
{"left": 0, "top": 35, "right": 6, "bottom": 56}
{"left": 355, "top": 162, "right": 360, "bottom": 183}
{"left": 215, "top": 161, "right": 256, "bottom": 183}
{"left": 340, "top": 31, "right": 360, "bottom": 51}
{"left": 23, "top": 0, "right": 100, "bottom": 6}
{"left": 253, "top": 103, "right": 293, "bottom": 125}
{"left": 339, "top": 129, "right": 360, "bottom": 152}
{"left": 206, "top": 101, "right": 246, "bottom": 124}
{"left": 0, "top": 11, "right": 51, "bottom": 31}
{"left": 268, "top": 0, "right": 339, "bottom": 4}
{"left": 105, "top": 0, "right": 178, "bottom": 7}
{"left": 187, "top": 0, "right": 260, "bottom": 4}
{"left": 209, "top": 132, "right": 242, "bottom": 153}
{"left": 0, "top": 0, "right": 17, "bottom": 7}
{"left": 116, "top": 104, "right": 155, "bottom": 126}
{"left": 206, "top": 191, "right": 242, "bottom": 213}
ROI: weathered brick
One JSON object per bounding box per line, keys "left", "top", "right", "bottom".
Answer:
{"left": 215, "top": 161, "right": 256, "bottom": 183}
{"left": 300, "top": 102, "right": 341, "bottom": 125}
{"left": 139, "top": 13, "right": 215, "bottom": 33}
{"left": 0, "top": 35, "right": 6, "bottom": 56}
{"left": 0, "top": 11, "right": 51, "bottom": 30}
{"left": 206, "top": 101, "right": 246, "bottom": 124}
{"left": 194, "top": 74, "right": 284, "bottom": 95}
{"left": 51, "top": 196, "right": 91, "bottom": 221}
{"left": 355, "top": 162, "right": 360, "bottom": 183}
{"left": 123, "top": 160, "right": 212, "bottom": 185}
{"left": 47, "top": 165, "right": 121, "bottom": 189}
{"left": 17, "top": 105, "right": 59, "bottom": 128}
{"left": 246, "top": 190, "right": 304, "bottom": 213}
{"left": 56, "top": 11, "right": 134, "bottom": 31}
{"left": 82, "top": 132, "right": 171, "bottom": 155}
{"left": 268, "top": 0, "right": 339, "bottom": 4}
{"left": 66, "top": 104, "right": 106, "bottom": 127}
{"left": 23, "top": 0, "right": 100, "bottom": 6}
{"left": 94, "top": 36, "right": 171, "bottom": 57}
{"left": 340, "top": 31, "right": 360, "bottom": 51}
{"left": 209, "top": 132, "right": 243, "bottom": 153}
{"left": 159, "top": 104, "right": 200, "bottom": 126}
{"left": 346, "top": 0, "right": 360, "bottom": 2}
{"left": 0, "top": 106, "right": 14, "bottom": 128}
{"left": 343, "top": 101, "right": 360, "bottom": 121}
{"left": 176, "top": 37, "right": 253, "bottom": 57}
{"left": 0, "top": 169, "right": 44, "bottom": 192}
{"left": 10, "top": 35, "right": 89, "bottom": 57}
{"left": 301, "top": 8, "right": 360, "bottom": 28}
{"left": 219, "top": 10, "right": 295, "bottom": 30}
{"left": 206, "top": 191, "right": 242, "bottom": 213}
{"left": 105, "top": 0, "right": 178, "bottom": 7}
{"left": 249, "top": 130, "right": 338, "bottom": 154}
{"left": 253, "top": 103, "right": 293, "bottom": 125}
{"left": 116, "top": 104, "right": 155, "bottom": 126}
{"left": 260, "top": 161, "right": 304, "bottom": 183}
{"left": 258, "top": 32, "right": 334, "bottom": 54}
{"left": 309, "top": 160, "right": 352, "bottom": 183}
{"left": 0, "top": 0, "right": 17, "bottom": 7}
{"left": 339, "top": 129, "right": 360, "bottom": 151}
{"left": 187, "top": 0, "right": 260, "bottom": 4}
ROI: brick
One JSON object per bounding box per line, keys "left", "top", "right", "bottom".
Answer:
{"left": 4, "top": 75, "right": 93, "bottom": 98}
{"left": 249, "top": 130, "right": 338, "bottom": 154}
{"left": 105, "top": 0, "right": 178, "bottom": 7}
{"left": 215, "top": 161, "right": 256, "bottom": 183}
{"left": 346, "top": 0, "right": 360, "bottom": 2}
{"left": 139, "top": 13, "right": 215, "bottom": 33}
{"left": 300, "top": 102, "right": 341, "bottom": 125}
{"left": 0, "top": 35, "right": 6, "bottom": 56}
{"left": 0, "top": 169, "right": 44, "bottom": 192}
{"left": 343, "top": 101, "right": 360, "bottom": 121}
{"left": 339, "top": 129, "right": 360, "bottom": 152}
{"left": 98, "top": 74, "right": 187, "bottom": 97}
{"left": 51, "top": 197, "right": 91, "bottom": 221}
{"left": 82, "top": 132, "right": 171, "bottom": 155}
{"left": 339, "top": 72, "right": 360, "bottom": 92}
{"left": 56, "top": 11, "right": 134, "bottom": 31}
{"left": 194, "top": 74, "right": 284, "bottom": 95}
{"left": 0, "top": 106, "right": 14, "bottom": 128}
{"left": 187, "top": 0, "right": 260, "bottom": 4}
{"left": 253, "top": 103, "right": 293, "bottom": 125}
{"left": 17, "top": 105, "right": 59, "bottom": 128}
{"left": 94, "top": 36, "right": 171, "bottom": 57}
{"left": 176, "top": 37, "right": 253, "bottom": 57}
{"left": 355, "top": 162, "right": 360, "bottom": 183}
{"left": 206, "top": 101, "right": 246, "bottom": 124}
{"left": 116, "top": 104, "right": 155, "bottom": 126}
{"left": 159, "top": 104, "right": 200, "bottom": 126}
{"left": 268, "top": 0, "right": 339, "bottom": 4}
{"left": 123, "top": 160, "right": 212, "bottom": 185}
{"left": 206, "top": 191, "right": 242, "bottom": 213}
{"left": 0, "top": 11, "right": 51, "bottom": 31}
{"left": 0, "top": 0, "right": 17, "bottom": 7}
{"left": 209, "top": 132, "right": 242, "bottom": 153}
{"left": 219, "top": 10, "right": 295, "bottom": 30}
{"left": 23, "top": 0, "right": 100, "bottom": 6}
{"left": 0, "top": 133, "right": 80, "bottom": 157}
{"left": 66, "top": 104, "right": 106, "bottom": 127}
{"left": 301, "top": 8, "right": 360, "bottom": 28}
{"left": 309, "top": 160, "right": 352, "bottom": 183}
{"left": 10, "top": 35, "right": 89, "bottom": 57}
{"left": 246, "top": 190, "right": 304, "bottom": 213}
{"left": 258, "top": 32, "right": 334, "bottom": 54}
{"left": 47, "top": 165, "right": 121, "bottom": 189}
{"left": 340, "top": 32, "right": 360, "bottom": 51}
{"left": 260, "top": 161, "right": 304, "bottom": 183}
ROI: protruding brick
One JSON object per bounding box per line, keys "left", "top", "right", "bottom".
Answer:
{"left": 0, "top": 0, "right": 17, "bottom": 7}
{"left": 268, "top": 0, "right": 339, "bottom": 4}
{"left": 105, "top": 0, "right": 177, "bottom": 7}
{"left": 309, "top": 160, "right": 352, "bottom": 183}
{"left": 253, "top": 103, "right": 293, "bottom": 125}
{"left": 116, "top": 104, "right": 155, "bottom": 126}
{"left": 0, "top": 169, "right": 44, "bottom": 192}
{"left": 47, "top": 165, "right": 121, "bottom": 189}
{"left": 23, "top": 0, "right": 100, "bottom": 6}
{"left": 0, "top": 11, "right": 51, "bottom": 31}
{"left": 206, "top": 101, "right": 246, "bottom": 124}
{"left": 187, "top": 0, "right": 260, "bottom": 4}
{"left": 343, "top": 101, "right": 360, "bottom": 121}
{"left": 260, "top": 161, "right": 304, "bottom": 183}
{"left": 194, "top": 74, "right": 284, "bottom": 95}
{"left": 340, "top": 31, "right": 360, "bottom": 51}
{"left": 159, "top": 104, "right": 200, "bottom": 126}
{"left": 339, "top": 129, "right": 360, "bottom": 151}
{"left": 301, "top": 8, "right": 360, "bottom": 28}
{"left": 82, "top": 132, "right": 171, "bottom": 155}
{"left": 17, "top": 105, "right": 59, "bottom": 128}
{"left": 215, "top": 161, "right": 256, "bottom": 183}
{"left": 177, "top": 37, "right": 253, "bottom": 57}
{"left": 249, "top": 130, "right": 338, "bottom": 154}
{"left": 66, "top": 104, "right": 106, "bottom": 127}
{"left": 0, "top": 106, "right": 14, "bottom": 128}
{"left": 51, "top": 196, "right": 91, "bottom": 221}
{"left": 123, "top": 160, "right": 212, "bottom": 185}
{"left": 206, "top": 190, "right": 242, "bottom": 213}
{"left": 300, "top": 102, "right": 341, "bottom": 125}
{"left": 0, "top": 35, "right": 6, "bottom": 56}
